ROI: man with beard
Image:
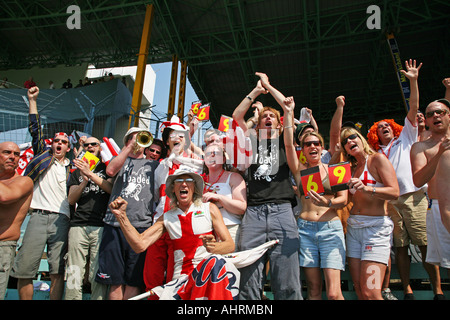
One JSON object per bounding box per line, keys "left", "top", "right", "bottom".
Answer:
{"left": 11, "top": 86, "right": 72, "bottom": 300}
{"left": 0, "top": 142, "right": 33, "bottom": 300}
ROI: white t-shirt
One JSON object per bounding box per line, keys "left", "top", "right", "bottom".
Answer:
{"left": 378, "top": 117, "right": 422, "bottom": 196}
{"left": 210, "top": 172, "right": 242, "bottom": 226}
{"left": 31, "top": 158, "right": 70, "bottom": 216}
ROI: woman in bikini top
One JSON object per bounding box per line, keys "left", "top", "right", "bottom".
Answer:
{"left": 340, "top": 127, "right": 399, "bottom": 217}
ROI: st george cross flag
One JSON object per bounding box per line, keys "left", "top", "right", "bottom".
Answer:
{"left": 129, "top": 240, "right": 279, "bottom": 300}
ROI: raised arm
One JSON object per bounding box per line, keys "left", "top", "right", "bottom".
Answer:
{"left": 26, "top": 86, "right": 46, "bottom": 154}
{"left": 281, "top": 96, "right": 301, "bottom": 179}
{"left": 328, "top": 96, "right": 345, "bottom": 155}
{"left": 442, "top": 78, "right": 450, "bottom": 101}
{"left": 400, "top": 59, "right": 422, "bottom": 125}
{"left": 232, "top": 79, "right": 268, "bottom": 134}
{"left": 106, "top": 134, "right": 136, "bottom": 177}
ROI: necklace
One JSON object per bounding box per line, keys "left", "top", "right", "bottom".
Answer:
{"left": 380, "top": 137, "right": 397, "bottom": 159}
{"left": 204, "top": 169, "right": 225, "bottom": 192}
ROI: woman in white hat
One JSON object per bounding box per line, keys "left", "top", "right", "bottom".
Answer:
{"left": 109, "top": 169, "right": 234, "bottom": 284}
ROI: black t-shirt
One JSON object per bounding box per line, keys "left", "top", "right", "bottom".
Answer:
{"left": 67, "top": 162, "right": 111, "bottom": 227}
{"left": 246, "top": 134, "right": 296, "bottom": 206}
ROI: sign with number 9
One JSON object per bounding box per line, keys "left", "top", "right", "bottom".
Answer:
{"left": 328, "top": 161, "right": 351, "bottom": 192}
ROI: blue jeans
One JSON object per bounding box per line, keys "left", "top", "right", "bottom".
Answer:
{"left": 238, "top": 202, "right": 302, "bottom": 300}
{"left": 297, "top": 218, "right": 346, "bottom": 270}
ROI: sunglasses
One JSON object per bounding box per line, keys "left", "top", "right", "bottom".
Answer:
{"left": 302, "top": 140, "right": 321, "bottom": 148}
{"left": 54, "top": 138, "right": 69, "bottom": 145}
{"left": 83, "top": 142, "right": 99, "bottom": 147}
{"left": 205, "top": 150, "right": 221, "bottom": 157}
{"left": 425, "top": 109, "right": 448, "bottom": 118}
{"left": 174, "top": 178, "right": 195, "bottom": 184}
{"left": 342, "top": 133, "right": 358, "bottom": 145}
{"left": 147, "top": 148, "right": 161, "bottom": 154}
{"left": 169, "top": 132, "right": 185, "bottom": 139}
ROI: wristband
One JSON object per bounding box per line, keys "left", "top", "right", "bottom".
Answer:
{"left": 246, "top": 95, "right": 253, "bottom": 102}
{"left": 328, "top": 199, "right": 332, "bottom": 207}
{"left": 371, "top": 187, "right": 376, "bottom": 196}
{"left": 284, "top": 125, "right": 292, "bottom": 129}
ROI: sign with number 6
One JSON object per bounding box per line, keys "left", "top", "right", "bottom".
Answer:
{"left": 300, "top": 166, "right": 324, "bottom": 198}
{"left": 197, "top": 104, "right": 210, "bottom": 121}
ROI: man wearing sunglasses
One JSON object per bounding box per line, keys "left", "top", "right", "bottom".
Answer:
{"left": 367, "top": 60, "right": 444, "bottom": 300}
{"left": 144, "top": 139, "right": 166, "bottom": 161}
{"left": 65, "top": 136, "right": 113, "bottom": 300}
{"left": 11, "top": 86, "right": 72, "bottom": 300}
{"left": 411, "top": 98, "right": 450, "bottom": 281}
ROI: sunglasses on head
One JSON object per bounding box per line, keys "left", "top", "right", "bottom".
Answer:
{"left": 302, "top": 140, "right": 321, "bottom": 147}
{"left": 83, "top": 142, "right": 99, "bottom": 147}
{"left": 425, "top": 109, "right": 448, "bottom": 118}
{"left": 174, "top": 178, "right": 194, "bottom": 184}
{"left": 342, "top": 133, "right": 358, "bottom": 145}
{"left": 54, "top": 138, "right": 68, "bottom": 145}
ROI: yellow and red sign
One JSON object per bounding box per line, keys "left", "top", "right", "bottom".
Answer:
{"left": 300, "top": 166, "right": 324, "bottom": 197}
{"left": 190, "top": 100, "right": 202, "bottom": 115}
{"left": 218, "top": 115, "right": 233, "bottom": 132}
{"left": 197, "top": 104, "right": 210, "bottom": 121}
{"left": 328, "top": 161, "right": 351, "bottom": 192}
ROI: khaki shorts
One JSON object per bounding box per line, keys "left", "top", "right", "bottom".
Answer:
{"left": 11, "top": 210, "right": 69, "bottom": 278}
{"left": 389, "top": 191, "right": 428, "bottom": 247}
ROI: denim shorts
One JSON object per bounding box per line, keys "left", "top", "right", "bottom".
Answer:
{"left": 297, "top": 218, "right": 346, "bottom": 270}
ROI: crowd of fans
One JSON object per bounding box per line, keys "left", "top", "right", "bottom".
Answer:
{"left": 0, "top": 61, "right": 449, "bottom": 301}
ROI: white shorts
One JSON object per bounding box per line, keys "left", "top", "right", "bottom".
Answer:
{"left": 426, "top": 200, "right": 450, "bottom": 268}
{"left": 346, "top": 215, "right": 393, "bottom": 266}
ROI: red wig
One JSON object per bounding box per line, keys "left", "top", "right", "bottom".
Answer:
{"left": 367, "top": 119, "right": 403, "bottom": 151}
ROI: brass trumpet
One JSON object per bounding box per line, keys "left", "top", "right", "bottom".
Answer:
{"left": 134, "top": 130, "right": 153, "bottom": 154}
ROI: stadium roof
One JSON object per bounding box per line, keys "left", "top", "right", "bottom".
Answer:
{"left": 1, "top": 0, "right": 449, "bottom": 131}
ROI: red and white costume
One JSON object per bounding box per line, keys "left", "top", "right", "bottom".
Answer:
{"left": 164, "top": 202, "right": 213, "bottom": 279}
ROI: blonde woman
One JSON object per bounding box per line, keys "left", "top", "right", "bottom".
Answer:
{"left": 340, "top": 127, "right": 399, "bottom": 300}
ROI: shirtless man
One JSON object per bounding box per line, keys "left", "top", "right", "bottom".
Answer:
{"left": 436, "top": 150, "right": 450, "bottom": 234}
{"left": 0, "top": 142, "right": 33, "bottom": 299}
{"left": 411, "top": 98, "right": 450, "bottom": 276}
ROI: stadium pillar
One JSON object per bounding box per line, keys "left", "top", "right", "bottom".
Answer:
{"left": 167, "top": 55, "right": 178, "bottom": 120}
{"left": 177, "top": 60, "right": 187, "bottom": 119}
{"left": 128, "top": 4, "right": 154, "bottom": 129}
